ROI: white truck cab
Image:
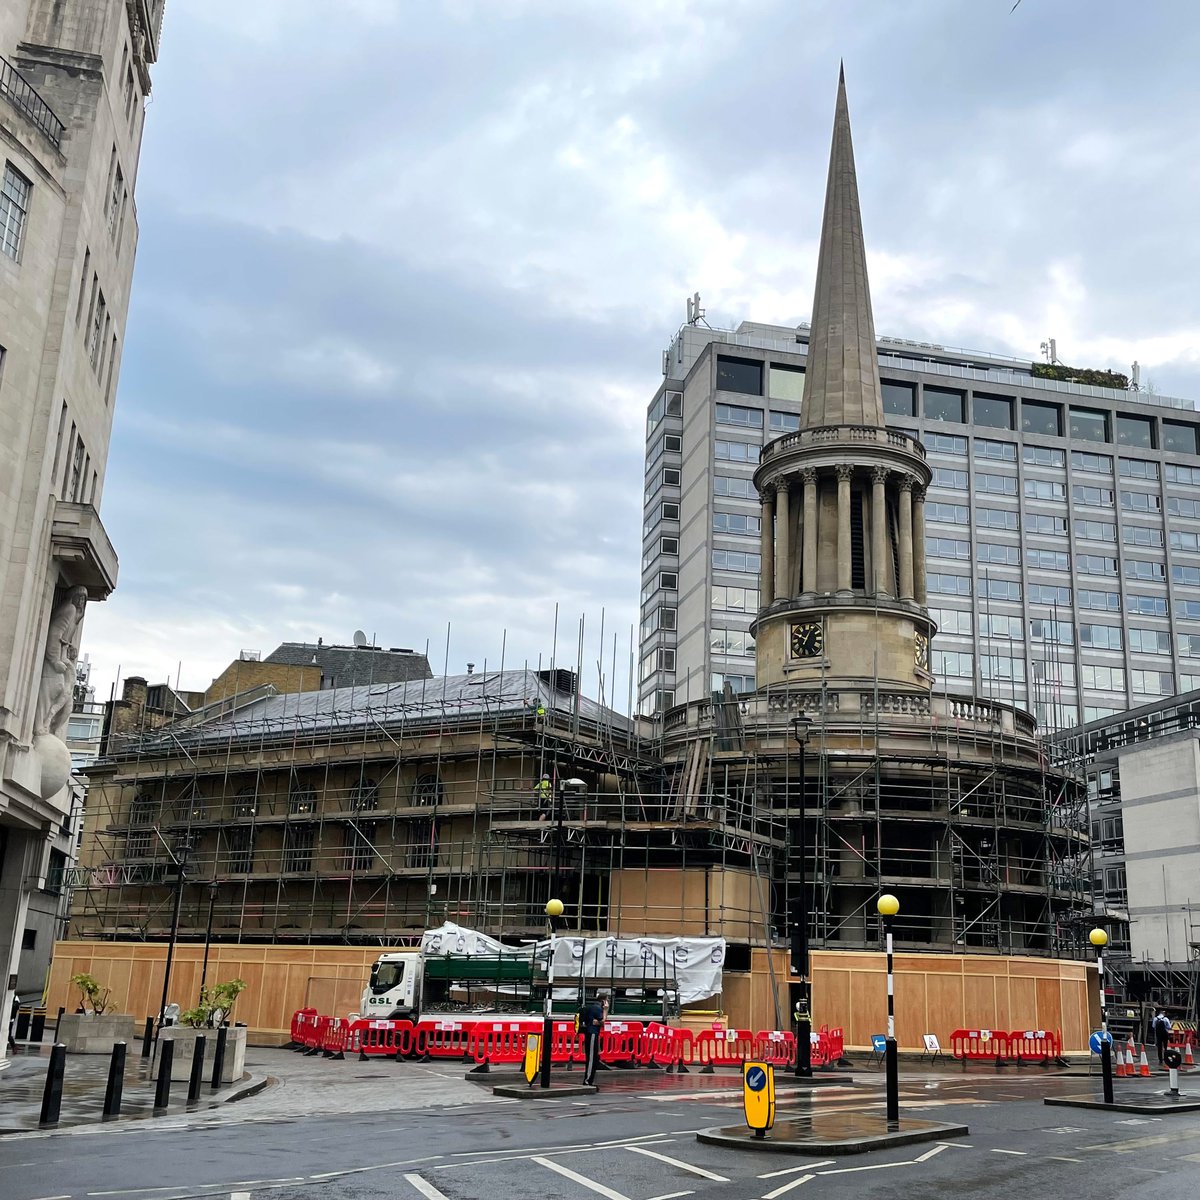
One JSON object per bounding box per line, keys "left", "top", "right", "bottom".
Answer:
{"left": 361, "top": 951, "right": 421, "bottom": 1020}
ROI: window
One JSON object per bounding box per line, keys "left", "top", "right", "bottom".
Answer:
{"left": 882, "top": 380, "right": 915, "bottom": 416}
{"left": 932, "top": 649, "right": 974, "bottom": 677}
{"left": 660, "top": 501, "right": 679, "bottom": 521}
{"left": 712, "top": 672, "right": 756, "bottom": 694}
{"left": 714, "top": 474, "right": 755, "bottom": 499}
{"left": 288, "top": 784, "right": 317, "bottom": 815}
{"left": 928, "top": 572, "right": 971, "bottom": 596}
{"left": 979, "top": 472, "right": 1019, "bottom": 495}
{"left": 1080, "top": 623, "right": 1123, "bottom": 651}
{"left": 1077, "top": 588, "right": 1120, "bottom": 612}
{"left": 1172, "top": 529, "right": 1200, "bottom": 552}
{"left": 108, "top": 163, "right": 124, "bottom": 238}
{"left": 1070, "top": 407, "right": 1109, "bottom": 443}
{"left": 282, "top": 823, "right": 315, "bottom": 872}
{"left": 1116, "top": 414, "right": 1155, "bottom": 449}
{"left": 974, "top": 438, "right": 1016, "bottom": 461}
{"left": 979, "top": 576, "right": 1022, "bottom": 601}
{"left": 925, "top": 433, "right": 967, "bottom": 455}
{"left": 712, "top": 585, "right": 759, "bottom": 612}
{"left": 1077, "top": 520, "right": 1116, "bottom": 542}
{"left": 1, "top": 164, "right": 31, "bottom": 260}
{"left": 1167, "top": 463, "right": 1200, "bottom": 485}
{"left": 1024, "top": 478, "right": 1065, "bottom": 500}
{"left": 659, "top": 535, "right": 679, "bottom": 555}
{"left": 665, "top": 391, "right": 682, "bottom": 416}
{"left": 1128, "top": 627, "right": 1171, "bottom": 655}
{"left": 973, "top": 394, "right": 1014, "bottom": 430}
{"left": 927, "top": 502, "right": 969, "bottom": 525}
{"left": 710, "top": 628, "right": 755, "bottom": 656}
{"left": 979, "top": 613, "right": 1023, "bottom": 639}
{"left": 1029, "top": 583, "right": 1073, "bottom": 606}
{"left": 1023, "top": 445, "right": 1065, "bottom": 467}
{"left": 1128, "top": 594, "right": 1167, "bottom": 616}
{"left": 933, "top": 468, "right": 968, "bottom": 489}
{"left": 981, "top": 655, "right": 1025, "bottom": 682}
{"left": 1027, "top": 514, "right": 1068, "bottom": 536}
{"left": 639, "top": 647, "right": 676, "bottom": 681}
{"left": 712, "top": 549, "right": 760, "bottom": 573}
{"left": 930, "top": 536, "right": 971, "bottom": 560}
{"left": 977, "top": 542, "right": 1020, "bottom": 565}
{"left": 1179, "top": 634, "right": 1200, "bottom": 658}
{"left": 664, "top": 434, "right": 681, "bottom": 453}
{"left": 713, "top": 511, "right": 760, "bottom": 535}
{"left": 768, "top": 365, "right": 804, "bottom": 401}
{"left": 89, "top": 288, "right": 107, "bottom": 369}
{"left": 1131, "top": 669, "right": 1173, "bottom": 696}
{"left": 1027, "top": 548, "right": 1069, "bottom": 570}
{"left": 343, "top": 824, "right": 376, "bottom": 871}
{"left": 978, "top": 507, "right": 1019, "bottom": 531}
{"left": 1023, "top": 400, "right": 1062, "bottom": 436}
{"left": 1119, "top": 458, "right": 1159, "bottom": 480}
{"left": 714, "top": 440, "right": 759, "bottom": 464}
{"left": 716, "top": 355, "right": 763, "bottom": 396}
{"left": 1182, "top": 675, "right": 1200, "bottom": 692}
{"left": 413, "top": 773, "right": 443, "bottom": 806}
{"left": 659, "top": 571, "right": 678, "bottom": 590}
{"left": 769, "top": 410, "right": 801, "bottom": 433}
{"left": 350, "top": 779, "right": 379, "bottom": 811}
{"left": 1163, "top": 421, "right": 1200, "bottom": 455}
{"left": 1168, "top": 497, "right": 1200, "bottom": 518}
{"left": 662, "top": 467, "right": 680, "bottom": 487}
{"left": 1084, "top": 706, "right": 1123, "bottom": 723}
{"left": 930, "top": 608, "right": 973, "bottom": 634}
{"left": 227, "top": 827, "right": 254, "bottom": 873}
{"left": 641, "top": 605, "right": 677, "bottom": 636}
{"left": 406, "top": 817, "right": 438, "bottom": 869}
{"left": 1123, "top": 525, "right": 1164, "bottom": 547}
{"left": 1182, "top": 600, "right": 1200, "bottom": 618}
{"left": 924, "top": 387, "right": 965, "bottom": 423}
{"left": 1078, "top": 554, "right": 1118, "bottom": 576}
{"left": 1082, "top": 664, "right": 1125, "bottom": 692}
{"left": 1073, "top": 484, "right": 1114, "bottom": 507}
{"left": 1120, "top": 490, "right": 1161, "bottom": 513}
{"left": 716, "top": 402, "right": 764, "bottom": 428}
{"left": 1125, "top": 558, "right": 1165, "bottom": 581}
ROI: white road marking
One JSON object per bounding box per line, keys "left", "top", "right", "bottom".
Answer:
{"left": 26, "top": 1196, "right": 72, "bottom": 1200}
{"left": 817, "top": 1161, "right": 916, "bottom": 1176}
{"left": 403, "top": 1175, "right": 452, "bottom": 1200}
{"left": 307, "top": 1155, "right": 443, "bottom": 1180}
{"left": 937, "top": 1141, "right": 973, "bottom": 1148}
{"left": 1047, "top": 1156, "right": 1083, "bottom": 1163}
{"left": 758, "top": 1160, "right": 835, "bottom": 1179}
{"left": 533, "top": 1156, "right": 633, "bottom": 1200}
{"left": 762, "top": 1174, "right": 815, "bottom": 1198}
{"left": 990, "top": 1149, "right": 1027, "bottom": 1156}
{"left": 230, "top": 1193, "right": 251, "bottom": 1200}
{"left": 625, "top": 1145, "right": 729, "bottom": 1181}
{"left": 645, "top": 1193, "right": 694, "bottom": 1200}
{"left": 914, "top": 1145, "right": 947, "bottom": 1163}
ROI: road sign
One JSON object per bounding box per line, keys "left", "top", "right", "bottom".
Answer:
{"left": 524, "top": 1033, "right": 541, "bottom": 1084}
{"left": 1089, "top": 1030, "right": 1113, "bottom": 1055}
{"left": 743, "top": 1060, "right": 775, "bottom": 1137}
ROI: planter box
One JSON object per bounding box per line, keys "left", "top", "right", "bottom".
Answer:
{"left": 57, "top": 1013, "right": 136, "bottom": 1055}
{"left": 153, "top": 1025, "right": 248, "bottom": 1084}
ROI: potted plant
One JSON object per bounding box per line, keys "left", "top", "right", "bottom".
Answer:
{"left": 158, "top": 979, "right": 250, "bottom": 1084}
{"left": 57, "top": 973, "right": 135, "bottom": 1054}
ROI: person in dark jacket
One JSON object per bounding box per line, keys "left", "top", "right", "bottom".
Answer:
{"left": 580, "top": 992, "right": 609, "bottom": 1086}
{"left": 1154, "top": 1010, "right": 1172, "bottom": 1066}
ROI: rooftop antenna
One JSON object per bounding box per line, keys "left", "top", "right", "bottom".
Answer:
{"left": 1040, "top": 338, "right": 1058, "bottom": 365}
{"left": 1131, "top": 360, "right": 1141, "bottom": 392}
{"left": 686, "top": 291, "right": 709, "bottom": 328}
{"left": 352, "top": 630, "right": 367, "bottom": 647}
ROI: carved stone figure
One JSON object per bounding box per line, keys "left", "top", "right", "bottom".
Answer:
{"left": 35, "top": 585, "right": 88, "bottom": 738}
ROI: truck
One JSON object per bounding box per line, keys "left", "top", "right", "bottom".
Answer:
{"left": 359, "top": 922, "right": 725, "bottom": 1024}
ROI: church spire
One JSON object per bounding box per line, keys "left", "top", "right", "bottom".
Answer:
{"left": 800, "top": 67, "right": 885, "bottom": 430}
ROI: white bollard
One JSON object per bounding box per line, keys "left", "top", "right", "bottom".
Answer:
{"left": 1169, "top": 1066, "right": 1179, "bottom": 1096}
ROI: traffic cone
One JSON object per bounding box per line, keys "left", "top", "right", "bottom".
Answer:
{"left": 1114, "top": 1047, "right": 1126, "bottom": 1077}
{"left": 1185, "top": 1043, "right": 1195, "bottom": 1069}
{"left": 1126, "top": 1036, "right": 1136, "bottom": 1065}
{"left": 1139, "top": 1046, "right": 1152, "bottom": 1077}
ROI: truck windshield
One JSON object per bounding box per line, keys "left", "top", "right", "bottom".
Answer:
{"left": 371, "top": 961, "right": 404, "bottom": 993}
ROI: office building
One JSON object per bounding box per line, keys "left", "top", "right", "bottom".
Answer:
{"left": 0, "top": 1, "right": 164, "bottom": 1035}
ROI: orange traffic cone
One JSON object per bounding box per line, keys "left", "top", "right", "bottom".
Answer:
{"left": 1126, "top": 1035, "right": 1136, "bottom": 1064}
{"left": 1185, "top": 1042, "right": 1195, "bottom": 1069}
{"left": 1139, "top": 1046, "right": 1152, "bottom": 1077}
{"left": 1114, "top": 1047, "right": 1126, "bottom": 1077}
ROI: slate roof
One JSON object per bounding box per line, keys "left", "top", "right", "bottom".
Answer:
{"left": 264, "top": 641, "right": 432, "bottom": 689}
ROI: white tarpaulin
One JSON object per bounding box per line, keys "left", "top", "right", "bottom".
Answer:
{"left": 419, "top": 922, "right": 725, "bottom": 1005}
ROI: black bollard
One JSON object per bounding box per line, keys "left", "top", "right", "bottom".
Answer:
{"left": 31, "top": 1013, "right": 46, "bottom": 1043}
{"left": 55, "top": 1006, "right": 65, "bottom": 1034}
{"left": 154, "top": 1040, "right": 174, "bottom": 1110}
{"left": 210, "top": 1025, "right": 227, "bottom": 1090}
{"left": 39, "top": 1044, "right": 66, "bottom": 1127}
{"left": 188, "top": 1035, "right": 207, "bottom": 1103}
{"left": 103, "top": 1041, "right": 126, "bottom": 1118}
{"left": 141, "top": 1016, "right": 154, "bottom": 1058}
{"left": 15, "top": 1010, "right": 30, "bottom": 1040}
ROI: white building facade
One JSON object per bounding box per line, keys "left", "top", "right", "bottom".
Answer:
{"left": 1, "top": 1, "right": 163, "bottom": 1035}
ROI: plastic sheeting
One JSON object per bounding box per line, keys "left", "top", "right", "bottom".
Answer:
{"left": 419, "top": 922, "right": 725, "bottom": 1005}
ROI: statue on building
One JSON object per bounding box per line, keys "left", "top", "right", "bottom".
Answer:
{"left": 35, "top": 585, "right": 88, "bottom": 738}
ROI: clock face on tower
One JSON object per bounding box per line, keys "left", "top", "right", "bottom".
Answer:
{"left": 790, "top": 621, "right": 824, "bottom": 659}
{"left": 914, "top": 632, "right": 930, "bottom": 671}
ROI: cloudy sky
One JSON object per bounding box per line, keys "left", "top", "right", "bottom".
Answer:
{"left": 82, "top": 0, "right": 1200, "bottom": 707}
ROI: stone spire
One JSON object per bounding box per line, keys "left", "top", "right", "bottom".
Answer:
{"left": 800, "top": 66, "right": 885, "bottom": 430}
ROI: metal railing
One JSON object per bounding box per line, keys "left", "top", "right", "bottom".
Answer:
{"left": 1, "top": 57, "right": 65, "bottom": 149}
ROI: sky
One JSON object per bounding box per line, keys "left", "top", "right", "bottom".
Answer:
{"left": 81, "top": 0, "right": 1200, "bottom": 709}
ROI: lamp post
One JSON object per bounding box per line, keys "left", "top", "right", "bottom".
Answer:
{"left": 155, "top": 835, "right": 192, "bottom": 1044}
{"left": 540, "top": 897, "right": 564, "bottom": 1089}
{"left": 790, "top": 714, "right": 813, "bottom": 1077}
{"left": 1090, "top": 926, "right": 1113, "bottom": 1104}
{"left": 877, "top": 893, "right": 900, "bottom": 1126}
{"left": 551, "top": 777, "right": 586, "bottom": 903}
{"left": 198, "top": 880, "right": 219, "bottom": 1002}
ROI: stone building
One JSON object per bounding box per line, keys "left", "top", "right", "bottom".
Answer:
{"left": 0, "top": 1, "right": 164, "bottom": 1035}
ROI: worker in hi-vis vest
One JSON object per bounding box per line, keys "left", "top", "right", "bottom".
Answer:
{"left": 536, "top": 774, "right": 552, "bottom": 821}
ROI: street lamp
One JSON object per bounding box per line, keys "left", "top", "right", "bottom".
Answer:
{"left": 551, "top": 777, "right": 586, "bottom": 911}
{"left": 540, "top": 897, "right": 564, "bottom": 1089}
{"left": 1090, "top": 926, "right": 1113, "bottom": 1104}
{"left": 790, "top": 713, "right": 813, "bottom": 1077}
{"left": 877, "top": 893, "right": 900, "bottom": 1126}
{"left": 199, "top": 880, "right": 220, "bottom": 1003}
{"left": 155, "top": 834, "right": 192, "bottom": 1045}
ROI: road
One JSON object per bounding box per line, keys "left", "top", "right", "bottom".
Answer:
{"left": 3, "top": 1062, "right": 1200, "bottom": 1200}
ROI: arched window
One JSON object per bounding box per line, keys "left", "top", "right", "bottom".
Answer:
{"left": 350, "top": 778, "right": 379, "bottom": 811}
{"left": 233, "top": 784, "right": 257, "bottom": 819}
{"left": 412, "top": 773, "right": 442, "bottom": 807}
{"left": 288, "top": 778, "right": 317, "bottom": 815}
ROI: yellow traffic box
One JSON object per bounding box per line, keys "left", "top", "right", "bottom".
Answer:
{"left": 524, "top": 1032, "right": 541, "bottom": 1086}
{"left": 743, "top": 1060, "right": 775, "bottom": 1138}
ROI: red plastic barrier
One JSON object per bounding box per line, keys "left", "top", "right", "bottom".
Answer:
{"left": 1008, "top": 1028, "right": 1062, "bottom": 1065}
{"left": 301, "top": 1014, "right": 333, "bottom": 1051}
{"left": 355, "top": 1018, "right": 415, "bottom": 1058}
{"left": 290, "top": 1007, "right": 318, "bottom": 1046}
{"left": 949, "top": 1028, "right": 1012, "bottom": 1063}
{"left": 821, "top": 1025, "right": 844, "bottom": 1065}
{"left": 414, "top": 1018, "right": 478, "bottom": 1059}
{"left": 694, "top": 1028, "right": 756, "bottom": 1069}
{"left": 753, "top": 1030, "right": 796, "bottom": 1066}
{"left": 598, "top": 1020, "right": 645, "bottom": 1066}
{"left": 470, "top": 1020, "right": 540, "bottom": 1066}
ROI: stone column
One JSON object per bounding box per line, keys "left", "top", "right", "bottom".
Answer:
{"left": 836, "top": 464, "right": 853, "bottom": 594}
{"left": 898, "top": 476, "right": 914, "bottom": 601}
{"left": 871, "top": 466, "right": 888, "bottom": 596}
{"left": 760, "top": 487, "right": 775, "bottom": 608}
{"left": 775, "top": 483, "right": 791, "bottom": 600}
{"left": 913, "top": 485, "right": 927, "bottom": 605}
{"left": 801, "top": 469, "right": 818, "bottom": 595}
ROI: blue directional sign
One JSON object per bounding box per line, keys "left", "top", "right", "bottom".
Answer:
{"left": 746, "top": 1066, "right": 767, "bottom": 1091}
{"left": 742, "top": 1060, "right": 775, "bottom": 1134}
{"left": 1089, "top": 1030, "right": 1113, "bottom": 1055}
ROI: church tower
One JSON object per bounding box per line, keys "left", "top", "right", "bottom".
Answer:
{"left": 751, "top": 70, "right": 936, "bottom": 694}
